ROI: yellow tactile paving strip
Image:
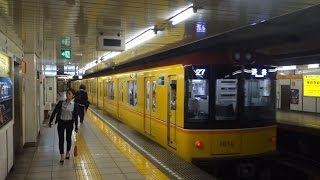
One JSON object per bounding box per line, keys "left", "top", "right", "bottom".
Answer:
{"left": 73, "top": 131, "right": 103, "bottom": 180}
{"left": 87, "top": 110, "right": 170, "bottom": 180}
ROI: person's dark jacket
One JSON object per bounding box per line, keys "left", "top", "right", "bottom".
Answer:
{"left": 74, "top": 90, "right": 90, "bottom": 110}
{"left": 49, "top": 100, "right": 78, "bottom": 130}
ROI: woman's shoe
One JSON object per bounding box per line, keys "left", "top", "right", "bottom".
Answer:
{"left": 65, "top": 154, "right": 70, "bottom": 159}
{"left": 60, "top": 154, "right": 64, "bottom": 163}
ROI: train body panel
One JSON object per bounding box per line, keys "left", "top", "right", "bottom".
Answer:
{"left": 71, "top": 50, "right": 277, "bottom": 164}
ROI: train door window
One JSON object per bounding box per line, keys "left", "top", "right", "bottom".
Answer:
{"left": 170, "top": 81, "right": 177, "bottom": 110}
{"left": 146, "top": 81, "right": 150, "bottom": 110}
{"left": 152, "top": 81, "right": 157, "bottom": 111}
{"left": 185, "top": 66, "right": 209, "bottom": 123}
{"left": 108, "top": 81, "right": 114, "bottom": 100}
{"left": 127, "top": 80, "right": 137, "bottom": 106}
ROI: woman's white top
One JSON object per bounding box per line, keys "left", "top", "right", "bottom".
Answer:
{"left": 60, "top": 100, "right": 75, "bottom": 120}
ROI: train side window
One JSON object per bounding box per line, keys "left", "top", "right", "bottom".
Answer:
{"left": 108, "top": 81, "right": 114, "bottom": 100}
{"left": 127, "top": 80, "right": 137, "bottom": 106}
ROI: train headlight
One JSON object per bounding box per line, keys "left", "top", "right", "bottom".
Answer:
{"left": 195, "top": 140, "right": 204, "bottom": 148}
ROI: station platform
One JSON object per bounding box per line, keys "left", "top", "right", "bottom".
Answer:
{"left": 7, "top": 105, "right": 214, "bottom": 180}
{"left": 277, "top": 110, "right": 320, "bottom": 130}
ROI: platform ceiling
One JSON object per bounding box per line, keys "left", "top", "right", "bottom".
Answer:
{"left": 3, "top": 0, "right": 320, "bottom": 73}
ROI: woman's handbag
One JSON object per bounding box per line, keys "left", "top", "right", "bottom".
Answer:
{"left": 73, "top": 132, "right": 78, "bottom": 157}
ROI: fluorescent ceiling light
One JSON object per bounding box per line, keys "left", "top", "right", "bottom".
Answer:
{"left": 102, "top": 52, "right": 121, "bottom": 61}
{"left": 169, "top": 4, "right": 195, "bottom": 25}
{"left": 126, "top": 27, "right": 156, "bottom": 50}
{"left": 308, "top": 64, "right": 319, "bottom": 69}
{"left": 277, "top": 65, "right": 296, "bottom": 71}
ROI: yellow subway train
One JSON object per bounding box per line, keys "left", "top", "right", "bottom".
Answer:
{"left": 71, "top": 50, "right": 277, "bottom": 176}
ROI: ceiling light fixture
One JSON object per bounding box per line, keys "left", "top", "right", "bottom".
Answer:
{"left": 125, "top": 26, "right": 157, "bottom": 50}
{"left": 277, "top": 65, "right": 297, "bottom": 71}
{"left": 307, "top": 64, "right": 319, "bottom": 69}
{"left": 169, "top": 4, "right": 197, "bottom": 26}
{"left": 101, "top": 52, "right": 121, "bottom": 61}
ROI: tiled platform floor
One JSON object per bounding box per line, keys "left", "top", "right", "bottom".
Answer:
{"left": 6, "top": 115, "right": 147, "bottom": 180}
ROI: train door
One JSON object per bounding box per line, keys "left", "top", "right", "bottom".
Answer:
{"left": 103, "top": 80, "right": 106, "bottom": 111}
{"left": 95, "top": 79, "right": 98, "bottom": 106}
{"left": 118, "top": 79, "right": 124, "bottom": 119}
{"left": 167, "top": 76, "right": 177, "bottom": 149}
{"left": 144, "top": 77, "right": 151, "bottom": 135}
{"left": 98, "top": 81, "right": 103, "bottom": 108}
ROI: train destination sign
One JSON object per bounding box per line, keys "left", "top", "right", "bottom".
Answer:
{"left": 303, "top": 75, "right": 320, "bottom": 97}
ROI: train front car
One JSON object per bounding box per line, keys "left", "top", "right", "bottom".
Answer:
{"left": 184, "top": 64, "right": 277, "bottom": 177}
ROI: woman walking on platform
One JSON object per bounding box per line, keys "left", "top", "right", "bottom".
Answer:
{"left": 49, "top": 88, "right": 78, "bottom": 163}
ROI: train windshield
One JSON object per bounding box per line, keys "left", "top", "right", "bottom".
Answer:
{"left": 185, "top": 65, "right": 276, "bottom": 129}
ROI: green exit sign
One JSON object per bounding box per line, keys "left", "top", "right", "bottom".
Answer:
{"left": 60, "top": 49, "right": 72, "bottom": 59}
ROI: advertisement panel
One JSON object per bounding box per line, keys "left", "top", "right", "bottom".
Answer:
{"left": 0, "top": 52, "right": 10, "bottom": 77}
{"left": 303, "top": 75, "right": 320, "bottom": 97}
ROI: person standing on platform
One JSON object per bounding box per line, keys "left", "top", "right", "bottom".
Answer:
{"left": 74, "top": 84, "right": 89, "bottom": 123}
{"left": 49, "top": 88, "right": 78, "bottom": 163}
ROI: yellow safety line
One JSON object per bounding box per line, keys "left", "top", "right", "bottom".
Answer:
{"left": 73, "top": 131, "right": 102, "bottom": 180}
{"left": 87, "top": 110, "right": 170, "bottom": 180}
